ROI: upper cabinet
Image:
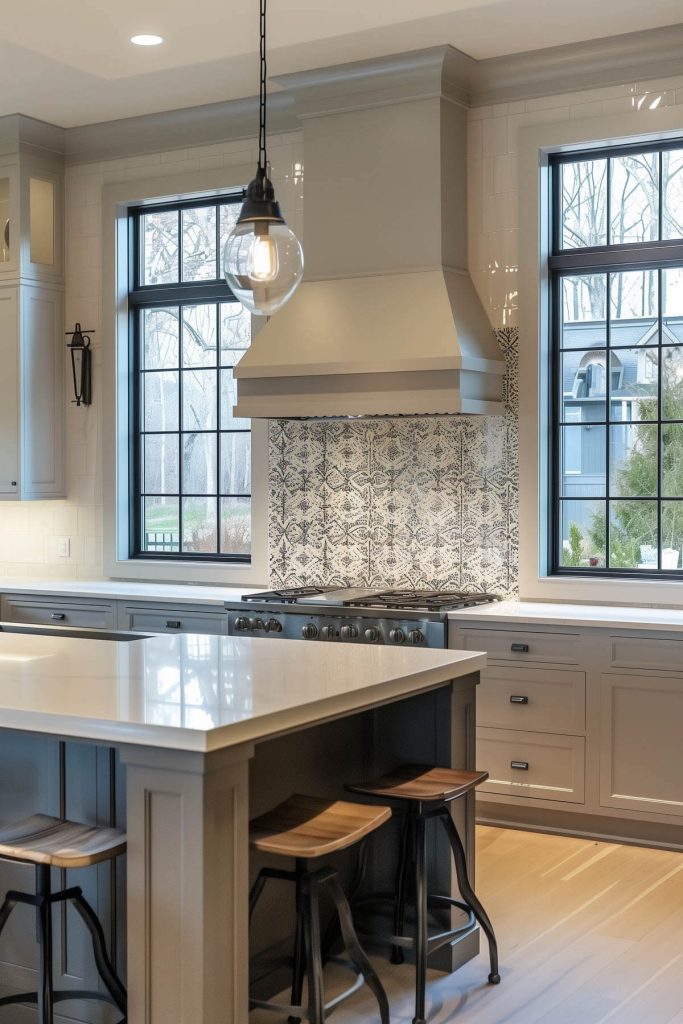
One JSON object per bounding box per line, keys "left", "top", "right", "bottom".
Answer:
{"left": 0, "top": 117, "right": 65, "bottom": 499}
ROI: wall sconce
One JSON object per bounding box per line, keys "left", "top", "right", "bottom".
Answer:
{"left": 65, "top": 323, "right": 93, "bottom": 407}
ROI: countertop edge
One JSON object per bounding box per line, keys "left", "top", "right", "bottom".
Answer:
{"left": 0, "top": 651, "right": 487, "bottom": 753}
{"left": 447, "top": 601, "right": 683, "bottom": 632}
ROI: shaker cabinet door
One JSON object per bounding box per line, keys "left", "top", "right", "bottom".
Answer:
{"left": 600, "top": 672, "right": 683, "bottom": 818}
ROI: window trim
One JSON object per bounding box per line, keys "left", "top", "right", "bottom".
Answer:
{"left": 518, "top": 104, "right": 683, "bottom": 605}
{"left": 128, "top": 195, "right": 252, "bottom": 564}
{"left": 549, "top": 142, "right": 683, "bottom": 581}
{"left": 102, "top": 163, "right": 270, "bottom": 586}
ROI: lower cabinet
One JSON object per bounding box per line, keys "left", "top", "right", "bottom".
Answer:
{"left": 600, "top": 672, "right": 683, "bottom": 818}
{"left": 451, "top": 618, "right": 683, "bottom": 835}
{"left": 118, "top": 602, "right": 228, "bottom": 635}
{"left": 477, "top": 728, "right": 585, "bottom": 804}
{"left": 1, "top": 594, "right": 118, "bottom": 629}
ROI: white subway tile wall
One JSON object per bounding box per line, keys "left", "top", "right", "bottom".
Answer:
{"left": 0, "top": 69, "right": 682, "bottom": 582}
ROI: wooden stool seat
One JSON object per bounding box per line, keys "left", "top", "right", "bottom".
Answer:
{"left": 347, "top": 765, "right": 489, "bottom": 804}
{"left": 0, "top": 815, "right": 127, "bottom": 869}
{"left": 250, "top": 794, "right": 391, "bottom": 858}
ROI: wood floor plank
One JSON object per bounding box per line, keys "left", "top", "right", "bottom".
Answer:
{"left": 249, "top": 826, "right": 683, "bottom": 1024}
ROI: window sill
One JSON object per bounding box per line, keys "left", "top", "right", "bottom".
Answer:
{"left": 521, "top": 571, "right": 683, "bottom": 609}
{"left": 105, "top": 556, "right": 267, "bottom": 588}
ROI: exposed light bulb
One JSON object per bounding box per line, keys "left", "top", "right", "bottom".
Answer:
{"left": 250, "top": 230, "right": 279, "bottom": 281}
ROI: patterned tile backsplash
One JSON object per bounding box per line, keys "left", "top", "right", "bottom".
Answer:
{"left": 268, "top": 327, "right": 519, "bottom": 595}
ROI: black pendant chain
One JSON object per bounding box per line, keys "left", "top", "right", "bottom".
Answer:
{"left": 258, "top": 0, "right": 268, "bottom": 175}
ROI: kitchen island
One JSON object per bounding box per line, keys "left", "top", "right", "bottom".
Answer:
{"left": 0, "top": 629, "right": 485, "bottom": 1023}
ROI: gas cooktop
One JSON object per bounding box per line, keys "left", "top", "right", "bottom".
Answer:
{"left": 227, "top": 587, "right": 500, "bottom": 647}
{"left": 241, "top": 587, "right": 500, "bottom": 613}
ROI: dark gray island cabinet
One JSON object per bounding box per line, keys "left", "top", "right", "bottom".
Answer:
{"left": 0, "top": 630, "right": 485, "bottom": 1023}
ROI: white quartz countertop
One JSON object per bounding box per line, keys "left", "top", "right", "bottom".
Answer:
{"left": 0, "top": 579, "right": 261, "bottom": 606}
{"left": 0, "top": 631, "right": 485, "bottom": 752}
{"left": 448, "top": 600, "right": 683, "bottom": 632}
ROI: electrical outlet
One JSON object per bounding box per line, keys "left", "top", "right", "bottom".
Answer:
{"left": 56, "top": 537, "right": 71, "bottom": 558}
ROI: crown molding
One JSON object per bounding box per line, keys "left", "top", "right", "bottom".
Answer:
{"left": 471, "top": 22, "right": 683, "bottom": 106}
{"left": 0, "top": 22, "right": 679, "bottom": 166}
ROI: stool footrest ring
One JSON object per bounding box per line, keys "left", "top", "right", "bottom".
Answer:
{"left": 249, "top": 956, "right": 365, "bottom": 1020}
{"left": 352, "top": 893, "right": 476, "bottom": 954}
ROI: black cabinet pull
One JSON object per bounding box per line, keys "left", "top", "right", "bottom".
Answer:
{"left": 511, "top": 760, "right": 529, "bottom": 771}
{"left": 511, "top": 642, "right": 529, "bottom": 653}
{"left": 51, "top": 613, "right": 65, "bottom": 621}
{"left": 166, "top": 620, "right": 182, "bottom": 629}
{"left": 510, "top": 695, "right": 529, "bottom": 704}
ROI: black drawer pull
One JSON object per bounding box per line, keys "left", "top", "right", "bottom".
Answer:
{"left": 510, "top": 695, "right": 529, "bottom": 704}
{"left": 511, "top": 760, "right": 529, "bottom": 771}
{"left": 50, "top": 613, "right": 65, "bottom": 621}
{"left": 511, "top": 643, "right": 529, "bottom": 653}
{"left": 166, "top": 620, "right": 182, "bottom": 629}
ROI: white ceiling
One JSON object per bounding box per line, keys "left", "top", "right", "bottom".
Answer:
{"left": 2, "top": 0, "right": 683, "bottom": 127}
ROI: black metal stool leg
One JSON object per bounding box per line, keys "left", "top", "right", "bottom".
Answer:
{"left": 304, "top": 875, "right": 325, "bottom": 1024}
{"left": 0, "top": 896, "right": 17, "bottom": 941}
{"left": 439, "top": 808, "right": 500, "bottom": 984}
{"left": 249, "top": 870, "right": 268, "bottom": 922}
{"left": 35, "top": 866, "right": 54, "bottom": 1024}
{"left": 326, "top": 874, "right": 390, "bottom": 1024}
{"left": 70, "top": 890, "right": 128, "bottom": 1012}
{"left": 288, "top": 864, "right": 306, "bottom": 1024}
{"left": 413, "top": 809, "right": 428, "bottom": 1024}
{"left": 391, "top": 812, "right": 412, "bottom": 965}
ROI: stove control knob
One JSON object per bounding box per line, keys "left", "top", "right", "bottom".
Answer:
{"left": 408, "top": 629, "right": 424, "bottom": 646}
{"left": 234, "top": 617, "right": 250, "bottom": 632}
{"left": 266, "top": 618, "right": 282, "bottom": 633}
{"left": 364, "top": 627, "right": 380, "bottom": 642}
{"left": 320, "top": 625, "right": 335, "bottom": 640}
{"left": 253, "top": 618, "right": 266, "bottom": 631}
{"left": 340, "top": 625, "right": 359, "bottom": 640}
{"left": 389, "top": 628, "right": 405, "bottom": 644}
{"left": 302, "top": 623, "right": 319, "bottom": 640}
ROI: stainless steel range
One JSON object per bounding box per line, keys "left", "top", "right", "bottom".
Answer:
{"left": 225, "top": 588, "right": 500, "bottom": 649}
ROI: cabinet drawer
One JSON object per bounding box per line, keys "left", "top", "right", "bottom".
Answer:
{"left": 478, "top": 667, "right": 585, "bottom": 735}
{"left": 1, "top": 595, "right": 117, "bottom": 630}
{"left": 458, "top": 628, "right": 579, "bottom": 666}
{"left": 476, "top": 728, "right": 585, "bottom": 804}
{"left": 120, "top": 604, "right": 227, "bottom": 636}
{"left": 610, "top": 636, "right": 683, "bottom": 673}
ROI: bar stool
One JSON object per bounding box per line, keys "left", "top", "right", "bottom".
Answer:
{"left": 0, "top": 814, "right": 127, "bottom": 1024}
{"left": 249, "top": 794, "right": 392, "bottom": 1024}
{"left": 347, "top": 765, "right": 500, "bottom": 1024}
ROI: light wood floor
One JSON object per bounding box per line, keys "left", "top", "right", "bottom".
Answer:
{"left": 253, "top": 826, "right": 683, "bottom": 1024}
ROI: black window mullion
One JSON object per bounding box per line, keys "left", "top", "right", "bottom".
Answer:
{"left": 130, "top": 195, "right": 250, "bottom": 564}
{"left": 605, "top": 271, "right": 611, "bottom": 570}
{"left": 551, "top": 140, "right": 683, "bottom": 579}
{"left": 657, "top": 266, "right": 663, "bottom": 571}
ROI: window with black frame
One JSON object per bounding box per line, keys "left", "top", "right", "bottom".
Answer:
{"left": 551, "top": 143, "right": 683, "bottom": 576}
{"left": 129, "top": 194, "right": 253, "bottom": 562}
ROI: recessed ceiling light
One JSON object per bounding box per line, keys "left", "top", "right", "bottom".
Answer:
{"left": 130, "top": 34, "right": 164, "bottom": 46}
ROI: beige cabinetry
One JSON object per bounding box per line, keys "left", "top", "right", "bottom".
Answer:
{"left": 0, "top": 117, "right": 65, "bottom": 500}
{"left": 600, "top": 672, "right": 683, "bottom": 819}
{"left": 449, "top": 617, "right": 683, "bottom": 845}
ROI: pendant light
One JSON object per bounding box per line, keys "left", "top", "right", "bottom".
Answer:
{"left": 223, "top": 0, "right": 303, "bottom": 316}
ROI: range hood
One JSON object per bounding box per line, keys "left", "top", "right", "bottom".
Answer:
{"left": 233, "top": 47, "right": 505, "bottom": 419}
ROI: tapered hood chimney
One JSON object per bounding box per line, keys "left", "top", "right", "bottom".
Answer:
{"left": 233, "top": 47, "right": 505, "bottom": 418}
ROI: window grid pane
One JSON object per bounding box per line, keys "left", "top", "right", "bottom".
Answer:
{"left": 553, "top": 143, "right": 683, "bottom": 576}
{"left": 131, "top": 196, "right": 251, "bottom": 561}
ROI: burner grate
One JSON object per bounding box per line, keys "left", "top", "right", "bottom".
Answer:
{"left": 242, "top": 587, "right": 338, "bottom": 603}
{"left": 343, "top": 590, "right": 500, "bottom": 611}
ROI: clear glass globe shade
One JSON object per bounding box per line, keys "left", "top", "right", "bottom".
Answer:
{"left": 223, "top": 221, "right": 304, "bottom": 316}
